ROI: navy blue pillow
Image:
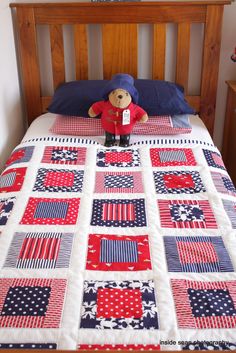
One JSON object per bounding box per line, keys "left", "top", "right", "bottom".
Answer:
{"left": 47, "top": 79, "right": 195, "bottom": 117}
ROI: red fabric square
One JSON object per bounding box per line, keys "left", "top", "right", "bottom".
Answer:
{"left": 163, "top": 173, "right": 195, "bottom": 189}
{"left": 44, "top": 171, "right": 74, "bottom": 187}
{"left": 97, "top": 288, "right": 143, "bottom": 319}
{"left": 5, "top": 150, "right": 25, "bottom": 167}
{"left": 0, "top": 167, "right": 27, "bottom": 193}
{"left": 177, "top": 241, "right": 218, "bottom": 264}
{"left": 105, "top": 152, "right": 132, "bottom": 165}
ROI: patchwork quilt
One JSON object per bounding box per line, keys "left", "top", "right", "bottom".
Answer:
{"left": 0, "top": 135, "right": 236, "bottom": 350}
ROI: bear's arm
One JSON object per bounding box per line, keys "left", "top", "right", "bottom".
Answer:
{"left": 88, "top": 101, "right": 106, "bottom": 117}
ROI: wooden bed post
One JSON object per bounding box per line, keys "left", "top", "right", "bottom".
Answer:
{"left": 15, "top": 7, "right": 42, "bottom": 126}
{"left": 200, "top": 4, "right": 224, "bottom": 137}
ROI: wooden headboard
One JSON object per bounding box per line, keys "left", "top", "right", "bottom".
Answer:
{"left": 10, "top": 1, "right": 231, "bottom": 137}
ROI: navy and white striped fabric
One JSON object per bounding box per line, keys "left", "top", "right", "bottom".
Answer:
{"left": 0, "top": 172, "right": 16, "bottom": 188}
{"left": 159, "top": 150, "right": 187, "bottom": 163}
{"left": 34, "top": 201, "right": 68, "bottom": 219}
{"left": 100, "top": 239, "right": 138, "bottom": 263}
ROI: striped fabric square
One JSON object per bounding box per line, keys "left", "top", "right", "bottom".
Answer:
{"left": 211, "top": 171, "right": 236, "bottom": 197}
{"left": 223, "top": 200, "right": 236, "bottom": 228}
{"left": 171, "top": 279, "right": 236, "bottom": 329}
{"left": 5, "top": 146, "right": 34, "bottom": 167}
{"left": 4, "top": 232, "right": 73, "bottom": 269}
{"left": 0, "top": 197, "right": 16, "bottom": 226}
{"left": 0, "top": 167, "right": 27, "bottom": 193}
{"left": 33, "top": 168, "right": 84, "bottom": 192}
{"left": 91, "top": 199, "right": 146, "bottom": 227}
{"left": 41, "top": 146, "right": 86, "bottom": 165}
{"left": 86, "top": 234, "right": 151, "bottom": 271}
{"left": 20, "top": 197, "right": 80, "bottom": 225}
{"left": 0, "top": 278, "right": 66, "bottom": 328}
{"left": 153, "top": 171, "right": 205, "bottom": 194}
{"left": 95, "top": 171, "right": 143, "bottom": 193}
{"left": 80, "top": 280, "right": 158, "bottom": 329}
{"left": 77, "top": 344, "right": 160, "bottom": 351}
{"left": 96, "top": 149, "right": 140, "bottom": 167}
{"left": 158, "top": 200, "right": 217, "bottom": 229}
{"left": 0, "top": 343, "right": 57, "bottom": 350}
{"left": 164, "top": 236, "right": 233, "bottom": 272}
{"left": 150, "top": 148, "right": 196, "bottom": 167}
{"left": 203, "top": 149, "right": 226, "bottom": 170}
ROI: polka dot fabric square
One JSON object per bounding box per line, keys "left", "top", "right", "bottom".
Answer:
{"left": 0, "top": 167, "right": 27, "bottom": 193}
{"left": 94, "top": 171, "right": 144, "bottom": 193}
{"left": 41, "top": 146, "right": 86, "bottom": 165}
{"left": 171, "top": 279, "right": 236, "bottom": 329}
{"left": 0, "top": 278, "right": 66, "bottom": 328}
{"left": 0, "top": 197, "right": 16, "bottom": 226}
{"left": 77, "top": 344, "right": 160, "bottom": 351}
{"left": 150, "top": 148, "right": 196, "bottom": 167}
{"left": 158, "top": 200, "right": 217, "bottom": 229}
{"left": 5, "top": 146, "right": 34, "bottom": 167}
{"left": 164, "top": 236, "right": 234, "bottom": 272}
{"left": 80, "top": 280, "right": 158, "bottom": 330}
{"left": 20, "top": 197, "right": 80, "bottom": 225}
{"left": 86, "top": 234, "right": 151, "bottom": 271}
{"left": 96, "top": 149, "right": 140, "bottom": 168}
{"left": 203, "top": 149, "right": 226, "bottom": 170}
{"left": 0, "top": 343, "right": 57, "bottom": 350}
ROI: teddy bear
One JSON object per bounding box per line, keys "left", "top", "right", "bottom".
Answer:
{"left": 88, "top": 73, "right": 148, "bottom": 147}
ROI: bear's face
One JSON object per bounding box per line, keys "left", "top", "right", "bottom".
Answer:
{"left": 108, "top": 88, "right": 132, "bottom": 109}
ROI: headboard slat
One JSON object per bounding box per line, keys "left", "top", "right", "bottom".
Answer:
{"left": 102, "top": 24, "right": 138, "bottom": 79}
{"left": 49, "top": 24, "right": 65, "bottom": 90}
{"left": 74, "top": 24, "right": 88, "bottom": 80}
{"left": 176, "top": 23, "right": 191, "bottom": 93}
{"left": 152, "top": 24, "right": 166, "bottom": 80}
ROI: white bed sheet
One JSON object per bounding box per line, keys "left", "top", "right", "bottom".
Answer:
{"left": 22, "top": 113, "right": 213, "bottom": 145}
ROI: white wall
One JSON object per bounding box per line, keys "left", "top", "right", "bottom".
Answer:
{"left": 0, "top": 0, "right": 25, "bottom": 171}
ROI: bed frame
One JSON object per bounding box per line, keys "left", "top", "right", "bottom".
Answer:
{"left": 10, "top": 1, "right": 231, "bottom": 138}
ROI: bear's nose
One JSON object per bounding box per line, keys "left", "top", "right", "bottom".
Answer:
{"left": 118, "top": 95, "right": 123, "bottom": 99}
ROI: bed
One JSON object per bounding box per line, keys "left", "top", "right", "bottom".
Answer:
{"left": 1, "top": 0, "right": 235, "bottom": 351}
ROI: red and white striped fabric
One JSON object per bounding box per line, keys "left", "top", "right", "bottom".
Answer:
{"left": 50, "top": 115, "right": 192, "bottom": 136}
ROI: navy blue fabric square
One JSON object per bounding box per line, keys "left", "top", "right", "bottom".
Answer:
{"left": 222, "top": 176, "right": 236, "bottom": 193}
{"left": 51, "top": 149, "right": 78, "bottom": 162}
{"left": 1, "top": 286, "right": 51, "bottom": 316}
{"left": 34, "top": 201, "right": 68, "bottom": 219}
{"left": 188, "top": 288, "right": 236, "bottom": 318}
{"left": 104, "top": 175, "right": 134, "bottom": 189}
{"left": 170, "top": 204, "right": 204, "bottom": 222}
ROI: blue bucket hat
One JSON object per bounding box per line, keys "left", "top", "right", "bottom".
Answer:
{"left": 102, "top": 73, "right": 139, "bottom": 104}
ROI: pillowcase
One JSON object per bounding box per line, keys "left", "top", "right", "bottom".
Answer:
{"left": 47, "top": 79, "right": 195, "bottom": 117}
{"left": 50, "top": 114, "right": 192, "bottom": 136}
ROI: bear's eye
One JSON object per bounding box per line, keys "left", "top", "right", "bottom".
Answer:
{"left": 125, "top": 92, "right": 128, "bottom": 96}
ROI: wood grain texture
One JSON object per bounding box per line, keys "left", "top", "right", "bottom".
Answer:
{"left": 152, "top": 24, "right": 166, "bottom": 80}
{"left": 176, "top": 23, "right": 190, "bottom": 93}
{"left": 102, "top": 24, "right": 138, "bottom": 79}
{"left": 16, "top": 7, "right": 42, "bottom": 125}
{"left": 74, "top": 24, "right": 88, "bottom": 80}
{"left": 200, "top": 4, "right": 224, "bottom": 136}
{"left": 50, "top": 24, "right": 65, "bottom": 90}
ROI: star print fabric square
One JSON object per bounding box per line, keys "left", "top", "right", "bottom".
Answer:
{"left": 222, "top": 200, "right": 236, "bottom": 228}
{"left": 20, "top": 197, "right": 80, "bottom": 225}
{"left": 153, "top": 171, "right": 205, "bottom": 194}
{"left": 91, "top": 199, "right": 147, "bottom": 227}
{"left": 86, "top": 234, "right": 151, "bottom": 271}
{"left": 0, "top": 167, "right": 27, "bottom": 193}
{"left": 80, "top": 280, "right": 158, "bottom": 330}
{"left": 0, "top": 197, "right": 16, "bottom": 226}
{"left": 171, "top": 279, "right": 236, "bottom": 328}
{"left": 96, "top": 149, "right": 140, "bottom": 167}
{"left": 4, "top": 232, "right": 74, "bottom": 269}
{"left": 150, "top": 148, "right": 196, "bottom": 167}
{"left": 158, "top": 200, "right": 217, "bottom": 229}
{"left": 164, "top": 236, "right": 233, "bottom": 272}
{"left": 33, "top": 168, "right": 84, "bottom": 192}
{"left": 41, "top": 146, "right": 86, "bottom": 165}
{"left": 94, "top": 171, "right": 143, "bottom": 193}
{"left": 0, "top": 278, "right": 66, "bottom": 328}
{"left": 203, "top": 149, "right": 226, "bottom": 170}
{"left": 5, "top": 146, "right": 34, "bottom": 167}
{"left": 211, "top": 171, "right": 236, "bottom": 197}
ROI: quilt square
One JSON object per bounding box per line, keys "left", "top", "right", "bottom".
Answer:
{"left": 0, "top": 343, "right": 57, "bottom": 349}
{"left": 95, "top": 171, "right": 143, "bottom": 193}
{"left": 164, "top": 236, "right": 233, "bottom": 272}
{"left": 153, "top": 171, "right": 205, "bottom": 194}
{"left": 171, "top": 279, "right": 236, "bottom": 329}
{"left": 203, "top": 149, "right": 226, "bottom": 170}
{"left": 96, "top": 149, "right": 140, "bottom": 167}
{"left": 91, "top": 199, "right": 147, "bottom": 227}
{"left": 223, "top": 200, "right": 236, "bottom": 228}
{"left": 0, "top": 167, "right": 27, "bottom": 193}
{"left": 41, "top": 146, "right": 86, "bottom": 165}
{"left": 20, "top": 197, "right": 80, "bottom": 225}
{"left": 0, "top": 197, "right": 16, "bottom": 226}
{"left": 5, "top": 146, "right": 34, "bottom": 167}
{"left": 80, "top": 280, "right": 158, "bottom": 329}
{"left": 158, "top": 200, "right": 217, "bottom": 229}
{"left": 150, "top": 148, "right": 196, "bottom": 167}
{"left": 211, "top": 171, "right": 236, "bottom": 197}
{"left": 33, "top": 168, "right": 84, "bottom": 192}
{"left": 4, "top": 232, "right": 73, "bottom": 269}
{"left": 0, "top": 278, "right": 66, "bottom": 328}
{"left": 86, "top": 234, "right": 151, "bottom": 271}
{"left": 77, "top": 344, "right": 160, "bottom": 351}
{"left": 182, "top": 341, "right": 236, "bottom": 350}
